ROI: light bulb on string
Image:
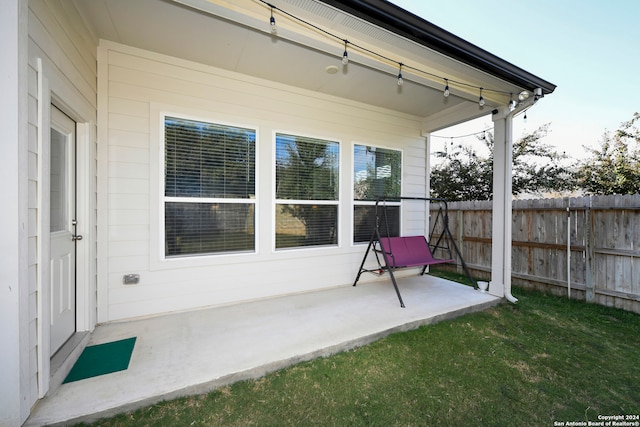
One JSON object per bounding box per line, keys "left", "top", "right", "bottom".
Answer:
{"left": 342, "top": 40, "right": 349, "bottom": 65}
{"left": 397, "top": 63, "right": 403, "bottom": 86}
{"left": 478, "top": 88, "right": 485, "bottom": 107}
{"left": 443, "top": 79, "right": 450, "bottom": 97}
{"left": 509, "top": 93, "right": 516, "bottom": 112}
{"left": 269, "top": 8, "right": 277, "bottom": 34}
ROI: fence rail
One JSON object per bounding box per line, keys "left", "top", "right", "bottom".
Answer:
{"left": 429, "top": 195, "right": 640, "bottom": 313}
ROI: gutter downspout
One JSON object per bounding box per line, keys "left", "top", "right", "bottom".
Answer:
{"left": 496, "top": 94, "right": 535, "bottom": 303}
{"left": 425, "top": 134, "right": 431, "bottom": 235}
{"left": 500, "top": 94, "right": 539, "bottom": 303}
{"left": 503, "top": 110, "right": 518, "bottom": 304}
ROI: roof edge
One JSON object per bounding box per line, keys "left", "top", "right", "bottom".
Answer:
{"left": 316, "top": 0, "right": 556, "bottom": 95}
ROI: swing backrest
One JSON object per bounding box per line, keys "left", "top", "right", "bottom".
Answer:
{"left": 379, "top": 236, "right": 453, "bottom": 268}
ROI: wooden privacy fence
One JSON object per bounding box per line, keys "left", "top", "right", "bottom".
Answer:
{"left": 429, "top": 195, "right": 640, "bottom": 313}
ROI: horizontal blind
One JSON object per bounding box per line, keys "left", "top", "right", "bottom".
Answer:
{"left": 165, "top": 202, "right": 255, "bottom": 256}
{"left": 165, "top": 117, "right": 255, "bottom": 199}
{"left": 353, "top": 205, "right": 400, "bottom": 242}
{"left": 275, "top": 133, "right": 339, "bottom": 200}
{"left": 353, "top": 144, "right": 401, "bottom": 201}
{"left": 275, "top": 204, "right": 338, "bottom": 248}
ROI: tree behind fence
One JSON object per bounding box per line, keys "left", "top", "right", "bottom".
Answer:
{"left": 430, "top": 195, "right": 640, "bottom": 313}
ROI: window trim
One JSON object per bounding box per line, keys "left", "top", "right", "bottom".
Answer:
{"left": 272, "top": 129, "right": 342, "bottom": 252}
{"left": 351, "top": 142, "right": 403, "bottom": 245}
{"left": 150, "top": 104, "right": 259, "bottom": 269}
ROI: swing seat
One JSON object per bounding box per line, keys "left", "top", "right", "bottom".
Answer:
{"left": 378, "top": 236, "right": 453, "bottom": 268}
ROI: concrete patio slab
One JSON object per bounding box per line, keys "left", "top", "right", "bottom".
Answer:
{"left": 26, "top": 275, "right": 500, "bottom": 426}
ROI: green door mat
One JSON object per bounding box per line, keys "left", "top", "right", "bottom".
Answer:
{"left": 63, "top": 337, "right": 137, "bottom": 383}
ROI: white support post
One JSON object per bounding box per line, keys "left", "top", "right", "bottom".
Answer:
{"left": 489, "top": 109, "right": 515, "bottom": 301}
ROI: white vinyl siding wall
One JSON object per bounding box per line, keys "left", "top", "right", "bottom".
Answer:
{"left": 99, "top": 41, "right": 428, "bottom": 322}
{"left": 28, "top": 0, "right": 97, "bottom": 411}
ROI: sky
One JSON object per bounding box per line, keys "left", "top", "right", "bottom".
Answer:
{"left": 390, "top": 0, "right": 640, "bottom": 160}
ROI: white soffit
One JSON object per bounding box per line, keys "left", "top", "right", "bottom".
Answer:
{"left": 72, "top": 0, "right": 520, "bottom": 117}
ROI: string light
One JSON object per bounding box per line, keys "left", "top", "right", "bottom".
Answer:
{"left": 431, "top": 127, "right": 493, "bottom": 141}
{"left": 509, "top": 93, "right": 516, "bottom": 111}
{"left": 258, "top": 0, "right": 532, "bottom": 107}
{"left": 269, "top": 6, "right": 277, "bottom": 34}
{"left": 342, "top": 40, "right": 349, "bottom": 65}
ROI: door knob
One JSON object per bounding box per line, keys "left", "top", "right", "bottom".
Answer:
{"left": 72, "top": 234, "right": 83, "bottom": 241}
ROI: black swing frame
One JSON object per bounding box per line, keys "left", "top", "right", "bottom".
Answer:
{"left": 352, "top": 196, "right": 478, "bottom": 307}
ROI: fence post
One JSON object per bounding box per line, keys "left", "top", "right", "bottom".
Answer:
{"left": 567, "top": 205, "right": 571, "bottom": 299}
{"left": 585, "top": 196, "right": 595, "bottom": 303}
{"left": 457, "top": 209, "right": 463, "bottom": 274}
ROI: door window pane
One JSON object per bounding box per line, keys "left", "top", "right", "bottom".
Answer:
{"left": 50, "top": 128, "right": 68, "bottom": 232}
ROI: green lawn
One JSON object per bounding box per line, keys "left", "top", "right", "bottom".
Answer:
{"left": 82, "top": 278, "right": 640, "bottom": 426}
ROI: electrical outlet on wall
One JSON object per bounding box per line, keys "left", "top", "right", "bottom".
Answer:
{"left": 123, "top": 274, "right": 140, "bottom": 285}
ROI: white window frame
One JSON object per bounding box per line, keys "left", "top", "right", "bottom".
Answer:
{"left": 272, "top": 130, "right": 342, "bottom": 252}
{"left": 150, "top": 104, "right": 259, "bottom": 268}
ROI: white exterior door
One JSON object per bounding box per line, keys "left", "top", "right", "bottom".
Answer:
{"left": 50, "top": 106, "right": 78, "bottom": 356}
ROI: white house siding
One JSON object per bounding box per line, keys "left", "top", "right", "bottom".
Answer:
{"left": 99, "top": 41, "right": 428, "bottom": 322}
{"left": 28, "top": 0, "right": 97, "bottom": 408}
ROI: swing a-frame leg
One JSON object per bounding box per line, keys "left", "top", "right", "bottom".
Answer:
{"left": 353, "top": 226, "right": 406, "bottom": 308}
{"left": 428, "top": 206, "right": 478, "bottom": 290}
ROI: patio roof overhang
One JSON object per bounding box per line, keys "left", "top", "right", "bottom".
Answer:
{"left": 73, "top": 0, "right": 555, "bottom": 131}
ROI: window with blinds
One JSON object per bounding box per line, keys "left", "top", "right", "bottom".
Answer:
{"left": 353, "top": 144, "right": 402, "bottom": 243}
{"left": 275, "top": 133, "right": 339, "bottom": 249}
{"left": 164, "top": 116, "right": 256, "bottom": 257}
